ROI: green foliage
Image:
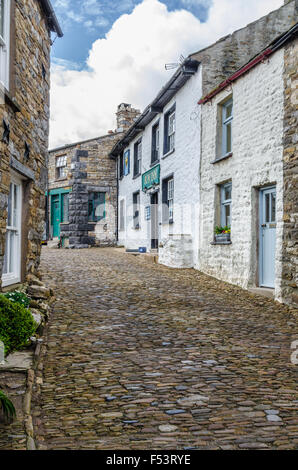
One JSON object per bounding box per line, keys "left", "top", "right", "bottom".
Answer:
{"left": 0, "top": 295, "right": 36, "bottom": 356}
{"left": 0, "top": 390, "right": 16, "bottom": 422}
{"left": 215, "top": 225, "right": 231, "bottom": 234}
{"left": 3, "top": 291, "right": 30, "bottom": 309}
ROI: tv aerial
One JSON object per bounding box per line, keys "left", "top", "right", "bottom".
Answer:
{"left": 165, "top": 54, "right": 185, "bottom": 70}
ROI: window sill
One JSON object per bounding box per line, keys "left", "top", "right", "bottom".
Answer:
{"left": 56, "top": 177, "right": 68, "bottom": 182}
{"left": 162, "top": 148, "right": 175, "bottom": 159}
{"left": 211, "top": 152, "right": 233, "bottom": 164}
{"left": 133, "top": 173, "right": 141, "bottom": 180}
{"left": 150, "top": 160, "right": 160, "bottom": 167}
{"left": 1, "top": 86, "right": 21, "bottom": 113}
{"left": 161, "top": 219, "right": 174, "bottom": 225}
{"left": 210, "top": 241, "right": 232, "bottom": 245}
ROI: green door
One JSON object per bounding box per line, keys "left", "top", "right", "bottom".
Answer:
{"left": 51, "top": 195, "right": 61, "bottom": 238}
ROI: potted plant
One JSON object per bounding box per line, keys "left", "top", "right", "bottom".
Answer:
{"left": 214, "top": 226, "right": 231, "bottom": 242}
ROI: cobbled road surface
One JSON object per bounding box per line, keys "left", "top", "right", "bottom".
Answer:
{"left": 32, "top": 247, "right": 298, "bottom": 450}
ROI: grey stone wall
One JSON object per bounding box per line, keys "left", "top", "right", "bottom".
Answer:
{"left": 192, "top": 0, "right": 298, "bottom": 95}
{"left": 0, "top": 0, "right": 52, "bottom": 288}
{"left": 281, "top": 36, "right": 298, "bottom": 307}
{"left": 60, "top": 150, "right": 92, "bottom": 249}
{"left": 48, "top": 105, "right": 141, "bottom": 247}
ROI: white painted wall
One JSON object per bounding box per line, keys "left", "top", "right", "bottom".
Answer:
{"left": 198, "top": 49, "right": 285, "bottom": 299}
{"left": 118, "top": 67, "right": 202, "bottom": 268}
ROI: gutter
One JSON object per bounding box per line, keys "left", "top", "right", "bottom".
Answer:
{"left": 39, "top": 0, "right": 63, "bottom": 37}
{"left": 198, "top": 49, "right": 273, "bottom": 104}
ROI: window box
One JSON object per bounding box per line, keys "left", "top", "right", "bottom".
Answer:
{"left": 214, "top": 233, "right": 231, "bottom": 243}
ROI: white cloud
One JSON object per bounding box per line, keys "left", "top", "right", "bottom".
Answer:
{"left": 50, "top": 0, "right": 283, "bottom": 148}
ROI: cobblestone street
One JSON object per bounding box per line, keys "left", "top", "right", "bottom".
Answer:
{"left": 32, "top": 247, "right": 297, "bottom": 450}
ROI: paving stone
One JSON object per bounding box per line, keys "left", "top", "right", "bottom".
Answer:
{"left": 27, "top": 247, "right": 298, "bottom": 450}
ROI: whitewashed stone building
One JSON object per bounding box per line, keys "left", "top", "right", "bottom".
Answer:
{"left": 110, "top": 1, "right": 297, "bottom": 276}
{"left": 198, "top": 23, "right": 298, "bottom": 306}
{"left": 110, "top": 59, "right": 201, "bottom": 268}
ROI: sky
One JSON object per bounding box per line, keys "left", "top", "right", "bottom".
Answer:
{"left": 50, "top": 0, "right": 284, "bottom": 148}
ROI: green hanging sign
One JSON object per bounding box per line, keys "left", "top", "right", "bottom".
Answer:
{"left": 142, "top": 164, "right": 160, "bottom": 191}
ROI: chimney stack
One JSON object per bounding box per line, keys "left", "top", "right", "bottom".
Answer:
{"left": 116, "top": 103, "right": 141, "bottom": 133}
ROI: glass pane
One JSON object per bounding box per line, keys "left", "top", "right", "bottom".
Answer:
{"left": 265, "top": 193, "right": 270, "bottom": 223}
{"left": 88, "top": 201, "right": 93, "bottom": 221}
{"left": 226, "top": 102, "right": 233, "bottom": 119}
{"left": 225, "top": 204, "right": 231, "bottom": 227}
{"left": 224, "top": 184, "right": 232, "bottom": 201}
{"left": 13, "top": 184, "right": 18, "bottom": 227}
{"left": 62, "top": 194, "right": 69, "bottom": 222}
{"left": 271, "top": 192, "right": 276, "bottom": 223}
{"left": 9, "top": 231, "right": 14, "bottom": 274}
{"left": 3, "top": 231, "right": 8, "bottom": 274}
{"left": 226, "top": 122, "right": 232, "bottom": 153}
{"left": 0, "top": 0, "right": 4, "bottom": 38}
{"left": 7, "top": 183, "right": 12, "bottom": 226}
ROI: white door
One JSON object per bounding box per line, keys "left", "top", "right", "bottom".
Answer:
{"left": 260, "top": 186, "right": 276, "bottom": 288}
{"left": 2, "top": 177, "right": 22, "bottom": 287}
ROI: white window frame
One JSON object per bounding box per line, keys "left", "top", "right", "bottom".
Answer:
{"left": 0, "top": 0, "right": 11, "bottom": 90}
{"left": 2, "top": 174, "right": 22, "bottom": 287}
{"left": 56, "top": 155, "right": 67, "bottom": 179}
{"left": 168, "top": 178, "right": 174, "bottom": 221}
{"left": 220, "top": 182, "right": 232, "bottom": 227}
{"left": 222, "top": 98, "right": 233, "bottom": 156}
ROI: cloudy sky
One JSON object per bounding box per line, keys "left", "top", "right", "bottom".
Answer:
{"left": 50, "top": 0, "right": 284, "bottom": 149}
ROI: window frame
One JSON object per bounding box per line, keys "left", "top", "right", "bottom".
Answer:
{"left": 119, "top": 152, "right": 124, "bottom": 179}
{"left": 133, "top": 191, "right": 140, "bottom": 229}
{"left": 162, "top": 175, "right": 174, "bottom": 224}
{"left": 55, "top": 155, "right": 67, "bottom": 180}
{"left": 0, "top": 0, "right": 11, "bottom": 90}
{"left": 133, "top": 138, "right": 142, "bottom": 177}
{"left": 119, "top": 199, "right": 125, "bottom": 231}
{"left": 88, "top": 192, "right": 106, "bottom": 223}
{"left": 220, "top": 182, "right": 232, "bottom": 228}
{"left": 221, "top": 98, "right": 233, "bottom": 157}
{"left": 164, "top": 105, "right": 176, "bottom": 155}
{"left": 151, "top": 121, "right": 160, "bottom": 164}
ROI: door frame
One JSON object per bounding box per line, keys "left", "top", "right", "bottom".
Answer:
{"left": 2, "top": 173, "right": 23, "bottom": 287}
{"left": 51, "top": 194, "right": 61, "bottom": 238}
{"left": 259, "top": 185, "right": 276, "bottom": 288}
{"left": 150, "top": 191, "right": 159, "bottom": 250}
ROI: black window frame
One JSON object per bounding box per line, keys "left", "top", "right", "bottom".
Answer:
{"left": 163, "top": 104, "right": 176, "bottom": 156}
{"left": 119, "top": 152, "right": 124, "bottom": 179}
{"left": 133, "top": 138, "right": 142, "bottom": 178}
{"left": 133, "top": 191, "right": 140, "bottom": 230}
{"left": 151, "top": 121, "right": 160, "bottom": 165}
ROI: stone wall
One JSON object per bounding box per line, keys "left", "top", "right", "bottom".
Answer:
{"left": 198, "top": 49, "right": 285, "bottom": 298}
{"left": 48, "top": 103, "right": 141, "bottom": 247}
{"left": 192, "top": 0, "right": 298, "bottom": 95}
{"left": 0, "top": 0, "right": 52, "bottom": 288}
{"left": 281, "top": 36, "right": 298, "bottom": 307}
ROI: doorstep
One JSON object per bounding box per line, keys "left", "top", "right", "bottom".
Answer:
{"left": 248, "top": 287, "right": 274, "bottom": 299}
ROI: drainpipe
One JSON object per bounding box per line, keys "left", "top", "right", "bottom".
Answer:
{"left": 116, "top": 156, "right": 119, "bottom": 243}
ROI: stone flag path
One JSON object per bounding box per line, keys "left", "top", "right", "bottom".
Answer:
{"left": 32, "top": 247, "right": 297, "bottom": 450}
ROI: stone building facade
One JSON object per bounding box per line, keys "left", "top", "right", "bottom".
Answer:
{"left": 47, "top": 104, "right": 140, "bottom": 248}
{"left": 198, "top": 24, "right": 297, "bottom": 306}
{"left": 281, "top": 34, "right": 298, "bottom": 307}
{"left": 0, "top": 0, "right": 62, "bottom": 288}
{"left": 110, "top": 2, "right": 297, "bottom": 277}
{"left": 110, "top": 59, "right": 201, "bottom": 267}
